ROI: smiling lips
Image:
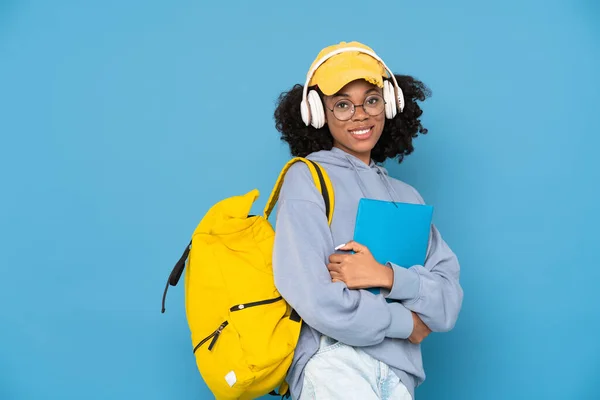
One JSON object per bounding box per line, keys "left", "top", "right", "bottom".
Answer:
{"left": 348, "top": 126, "right": 374, "bottom": 140}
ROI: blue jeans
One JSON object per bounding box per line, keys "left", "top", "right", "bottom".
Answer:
{"left": 298, "top": 336, "right": 413, "bottom": 400}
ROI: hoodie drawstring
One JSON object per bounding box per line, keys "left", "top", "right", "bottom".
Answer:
{"left": 375, "top": 165, "right": 401, "bottom": 204}
{"left": 345, "top": 154, "right": 370, "bottom": 198}
{"left": 343, "top": 154, "right": 400, "bottom": 204}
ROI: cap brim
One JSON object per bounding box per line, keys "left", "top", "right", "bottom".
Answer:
{"left": 317, "top": 69, "right": 384, "bottom": 96}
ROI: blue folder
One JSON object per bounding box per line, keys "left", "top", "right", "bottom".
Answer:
{"left": 352, "top": 198, "right": 434, "bottom": 294}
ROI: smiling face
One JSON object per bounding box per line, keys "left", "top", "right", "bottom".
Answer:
{"left": 323, "top": 79, "right": 386, "bottom": 165}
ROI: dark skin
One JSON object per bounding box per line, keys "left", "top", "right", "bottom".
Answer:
{"left": 322, "top": 81, "right": 386, "bottom": 165}
{"left": 324, "top": 79, "right": 432, "bottom": 344}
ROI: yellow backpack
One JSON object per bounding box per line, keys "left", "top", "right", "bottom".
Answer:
{"left": 161, "top": 157, "right": 334, "bottom": 400}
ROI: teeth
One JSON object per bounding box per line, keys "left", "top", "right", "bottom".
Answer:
{"left": 351, "top": 128, "right": 370, "bottom": 135}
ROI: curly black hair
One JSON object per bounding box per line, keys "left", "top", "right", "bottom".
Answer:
{"left": 273, "top": 75, "right": 431, "bottom": 164}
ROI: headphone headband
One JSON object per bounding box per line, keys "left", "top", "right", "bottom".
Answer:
{"left": 302, "top": 46, "right": 404, "bottom": 113}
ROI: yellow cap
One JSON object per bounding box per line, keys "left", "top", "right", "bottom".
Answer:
{"left": 307, "top": 41, "right": 387, "bottom": 96}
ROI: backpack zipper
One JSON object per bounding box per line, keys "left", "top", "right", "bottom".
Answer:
{"left": 192, "top": 297, "right": 284, "bottom": 353}
{"left": 193, "top": 321, "right": 228, "bottom": 353}
{"left": 229, "top": 296, "right": 283, "bottom": 311}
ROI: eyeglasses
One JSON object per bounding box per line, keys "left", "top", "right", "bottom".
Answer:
{"left": 325, "top": 94, "right": 386, "bottom": 121}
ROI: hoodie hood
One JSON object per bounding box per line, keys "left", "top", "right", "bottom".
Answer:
{"left": 308, "top": 146, "right": 383, "bottom": 171}
{"left": 307, "top": 147, "right": 400, "bottom": 202}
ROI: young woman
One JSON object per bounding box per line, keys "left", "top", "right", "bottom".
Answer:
{"left": 272, "top": 41, "right": 463, "bottom": 400}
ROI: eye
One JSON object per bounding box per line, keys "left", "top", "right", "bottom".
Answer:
{"left": 365, "top": 96, "right": 381, "bottom": 105}
{"left": 335, "top": 100, "right": 351, "bottom": 109}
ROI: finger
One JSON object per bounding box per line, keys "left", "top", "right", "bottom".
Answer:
{"left": 330, "top": 253, "right": 352, "bottom": 264}
{"left": 329, "top": 271, "right": 342, "bottom": 280}
{"left": 327, "top": 263, "right": 341, "bottom": 273}
{"left": 336, "top": 240, "right": 367, "bottom": 253}
{"left": 329, "top": 253, "right": 345, "bottom": 263}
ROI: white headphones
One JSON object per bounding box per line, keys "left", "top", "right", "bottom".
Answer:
{"left": 300, "top": 46, "right": 405, "bottom": 129}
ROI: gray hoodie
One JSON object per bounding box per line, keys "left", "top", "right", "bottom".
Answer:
{"left": 272, "top": 147, "right": 463, "bottom": 399}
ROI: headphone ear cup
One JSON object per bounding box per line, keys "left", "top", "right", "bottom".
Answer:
{"left": 396, "top": 87, "right": 405, "bottom": 113}
{"left": 300, "top": 98, "right": 310, "bottom": 126}
{"left": 383, "top": 80, "right": 397, "bottom": 119}
{"left": 307, "top": 90, "right": 325, "bottom": 129}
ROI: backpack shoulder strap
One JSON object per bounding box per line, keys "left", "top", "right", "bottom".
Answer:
{"left": 263, "top": 157, "right": 335, "bottom": 225}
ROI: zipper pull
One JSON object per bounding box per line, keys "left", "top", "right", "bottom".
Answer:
{"left": 208, "top": 322, "right": 228, "bottom": 351}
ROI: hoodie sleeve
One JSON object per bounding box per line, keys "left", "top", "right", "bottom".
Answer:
{"left": 272, "top": 163, "right": 414, "bottom": 346}
{"left": 382, "top": 187, "right": 464, "bottom": 333}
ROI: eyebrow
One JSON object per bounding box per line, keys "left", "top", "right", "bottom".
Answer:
{"left": 332, "top": 88, "right": 381, "bottom": 98}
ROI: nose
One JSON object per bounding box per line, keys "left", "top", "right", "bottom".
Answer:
{"left": 352, "top": 105, "right": 369, "bottom": 121}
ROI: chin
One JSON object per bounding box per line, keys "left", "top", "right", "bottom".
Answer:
{"left": 340, "top": 141, "right": 377, "bottom": 159}
{"left": 350, "top": 141, "right": 377, "bottom": 153}
{"left": 350, "top": 132, "right": 381, "bottom": 149}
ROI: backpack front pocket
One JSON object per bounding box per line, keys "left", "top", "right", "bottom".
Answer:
{"left": 228, "top": 295, "right": 298, "bottom": 371}
{"left": 192, "top": 319, "right": 256, "bottom": 398}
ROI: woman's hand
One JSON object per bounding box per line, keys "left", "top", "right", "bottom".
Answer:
{"left": 327, "top": 241, "right": 394, "bottom": 290}
{"left": 330, "top": 241, "right": 431, "bottom": 344}
{"left": 409, "top": 312, "right": 432, "bottom": 344}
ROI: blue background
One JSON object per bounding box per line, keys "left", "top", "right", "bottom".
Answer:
{"left": 1, "top": 1, "right": 599, "bottom": 399}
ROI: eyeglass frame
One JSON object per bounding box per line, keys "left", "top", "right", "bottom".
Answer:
{"left": 323, "top": 94, "right": 387, "bottom": 121}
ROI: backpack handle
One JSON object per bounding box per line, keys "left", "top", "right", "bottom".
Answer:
{"left": 263, "top": 157, "right": 335, "bottom": 225}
